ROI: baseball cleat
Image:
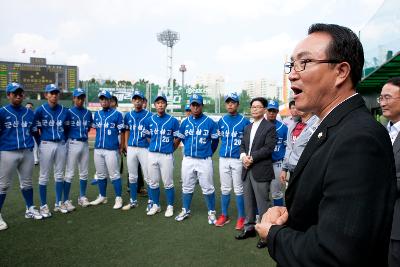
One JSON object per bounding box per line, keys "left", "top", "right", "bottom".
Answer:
{"left": 235, "top": 217, "right": 245, "bottom": 230}
{"left": 64, "top": 200, "right": 76, "bottom": 212}
{"left": 215, "top": 214, "right": 230, "bottom": 227}
{"left": 113, "top": 197, "right": 123, "bottom": 209}
{"left": 208, "top": 210, "right": 217, "bottom": 225}
{"left": 164, "top": 205, "right": 174, "bottom": 217}
{"left": 147, "top": 204, "right": 161, "bottom": 216}
{"left": 78, "top": 197, "right": 90, "bottom": 208}
{"left": 39, "top": 204, "right": 52, "bottom": 218}
{"left": 175, "top": 208, "right": 190, "bottom": 222}
{"left": 122, "top": 200, "right": 138, "bottom": 211}
{"left": 89, "top": 195, "right": 107, "bottom": 206}
{"left": 54, "top": 202, "right": 68, "bottom": 214}
{"left": 146, "top": 200, "right": 153, "bottom": 212}
{"left": 25, "top": 206, "right": 43, "bottom": 220}
{"left": 0, "top": 214, "right": 8, "bottom": 231}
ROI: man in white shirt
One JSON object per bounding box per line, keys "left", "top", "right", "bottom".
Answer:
{"left": 379, "top": 77, "right": 400, "bottom": 267}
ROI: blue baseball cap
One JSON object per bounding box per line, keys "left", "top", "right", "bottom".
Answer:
{"left": 267, "top": 100, "right": 279, "bottom": 110}
{"left": 132, "top": 90, "right": 144, "bottom": 99}
{"left": 224, "top": 92, "right": 239, "bottom": 103}
{"left": 73, "top": 88, "right": 86, "bottom": 97}
{"left": 98, "top": 89, "right": 112, "bottom": 99}
{"left": 153, "top": 93, "right": 167, "bottom": 103}
{"left": 6, "top": 82, "right": 23, "bottom": 93}
{"left": 45, "top": 84, "right": 60, "bottom": 93}
{"left": 184, "top": 104, "right": 191, "bottom": 111}
{"left": 190, "top": 94, "right": 203, "bottom": 105}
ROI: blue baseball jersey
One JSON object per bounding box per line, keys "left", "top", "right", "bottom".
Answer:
{"left": 124, "top": 109, "right": 152, "bottom": 148}
{"left": 218, "top": 114, "right": 250, "bottom": 158}
{"left": 34, "top": 103, "right": 70, "bottom": 142}
{"left": 67, "top": 107, "right": 93, "bottom": 142}
{"left": 93, "top": 108, "right": 124, "bottom": 150}
{"left": 0, "top": 104, "right": 36, "bottom": 151}
{"left": 178, "top": 114, "right": 219, "bottom": 158}
{"left": 272, "top": 119, "right": 288, "bottom": 162}
{"left": 143, "top": 113, "right": 179, "bottom": 154}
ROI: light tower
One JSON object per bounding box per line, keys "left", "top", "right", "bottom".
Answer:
{"left": 179, "top": 64, "right": 186, "bottom": 109}
{"left": 157, "top": 29, "right": 180, "bottom": 112}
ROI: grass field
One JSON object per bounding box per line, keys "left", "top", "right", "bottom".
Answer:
{"left": 0, "top": 147, "right": 276, "bottom": 266}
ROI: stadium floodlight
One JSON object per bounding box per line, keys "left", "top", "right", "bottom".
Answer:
{"left": 157, "top": 29, "right": 180, "bottom": 112}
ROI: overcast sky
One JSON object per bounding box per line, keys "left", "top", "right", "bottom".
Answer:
{"left": 0, "top": 0, "right": 384, "bottom": 90}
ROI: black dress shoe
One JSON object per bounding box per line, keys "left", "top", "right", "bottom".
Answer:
{"left": 235, "top": 229, "right": 256, "bottom": 240}
{"left": 256, "top": 239, "right": 267, "bottom": 249}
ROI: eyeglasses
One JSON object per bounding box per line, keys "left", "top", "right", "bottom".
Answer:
{"left": 284, "top": 59, "right": 342, "bottom": 74}
{"left": 250, "top": 106, "right": 264, "bottom": 110}
{"left": 377, "top": 95, "right": 400, "bottom": 104}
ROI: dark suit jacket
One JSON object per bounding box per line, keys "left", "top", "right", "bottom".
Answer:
{"left": 240, "top": 118, "right": 276, "bottom": 182}
{"left": 392, "top": 134, "right": 400, "bottom": 240}
{"left": 266, "top": 94, "right": 397, "bottom": 267}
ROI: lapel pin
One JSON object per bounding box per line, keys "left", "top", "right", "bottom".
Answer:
{"left": 318, "top": 132, "right": 323, "bottom": 139}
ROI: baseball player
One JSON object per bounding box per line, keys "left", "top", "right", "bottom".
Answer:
{"left": 0, "top": 83, "right": 43, "bottom": 230}
{"left": 215, "top": 92, "right": 250, "bottom": 229}
{"left": 34, "top": 84, "right": 70, "bottom": 217}
{"left": 142, "top": 93, "right": 180, "bottom": 217}
{"left": 89, "top": 90, "right": 125, "bottom": 209}
{"left": 64, "top": 88, "right": 93, "bottom": 208}
{"left": 265, "top": 100, "right": 287, "bottom": 206}
{"left": 175, "top": 94, "right": 219, "bottom": 224}
{"left": 122, "top": 90, "right": 152, "bottom": 211}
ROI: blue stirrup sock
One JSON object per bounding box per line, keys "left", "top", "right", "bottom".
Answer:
{"left": 39, "top": 184, "right": 47, "bottom": 206}
{"left": 63, "top": 182, "right": 71, "bottom": 202}
{"left": 165, "top": 187, "right": 175, "bottom": 206}
{"left": 129, "top": 182, "right": 138, "bottom": 202}
{"left": 98, "top": 179, "right": 107, "bottom": 197}
{"left": 204, "top": 192, "right": 216, "bottom": 211}
{"left": 236, "top": 194, "right": 245, "bottom": 218}
{"left": 221, "top": 193, "right": 230, "bottom": 216}
{"left": 55, "top": 181, "right": 63, "bottom": 204}
{"left": 79, "top": 179, "right": 88, "bottom": 197}
{"left": 182, "top": 193, "right": 193, "bottom": 211}
{"left": 147, "top": 185, "right": 152, "bottom": 202}
{"left": 112, "top": 178, "right": 122, "bottom": 197}
{"left": 151, "top": 187, "right": 160, "bottom": 206}
{"left": 21, "top": 188, "right": 34, "bottom": 208}
{"left": 0, "top": 193, "right": 6, "bottom": 212}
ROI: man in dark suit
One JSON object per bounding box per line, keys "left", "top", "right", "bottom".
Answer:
{"left": 235, "top": 97, "right": 276, "bottom": 249}
{"left": 256, "top": 23, "right": 397, "bottom": 266}
{"left": 379, "top": 77, "right": 400, "bottom": 267}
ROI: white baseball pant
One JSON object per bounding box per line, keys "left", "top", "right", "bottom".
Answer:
{"left": 181, "top": 156, "right": 214, "bottom": 195}
{"left": 0, "top": 149, "right": 34, "bottom": 194}
{"left": 127, "top": 146, "right": 149, "bottom": 184}
{"left": 219, "top": 157, "right": 243, "bottom": 195}
{"left": 64, "top": 139, "right": 89, "bottom": 183}
{"left": 94, "top": 149, "right": 120, "bottom": 180}
{"left": 271, "top": 160, "right": 284, "bottom": 199}
{"left": 147, "top": 151, "right": 174, "bottom": 189}
{"left": 38, "top": 141, "right": 67, "bottom": 185}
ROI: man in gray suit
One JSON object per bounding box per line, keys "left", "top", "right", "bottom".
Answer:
{"left": 235, "top": 97, "right": 276, "bottom": 249}
{"left": 380, "top": 77, "right": 400, "bottom": 267}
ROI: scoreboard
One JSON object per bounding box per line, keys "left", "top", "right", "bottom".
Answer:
{"left": 20, "top": 69, "right": 56, "bottom": 91}
{"left": 0, "top": 57, "right": 78, "bottom": 92}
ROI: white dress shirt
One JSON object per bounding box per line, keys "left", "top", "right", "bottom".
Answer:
{"left": 387, "top": 121, "right": 400, "bottom": 145}
{"left": 248, "top": 119, "right": 262, "bottom": 155}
